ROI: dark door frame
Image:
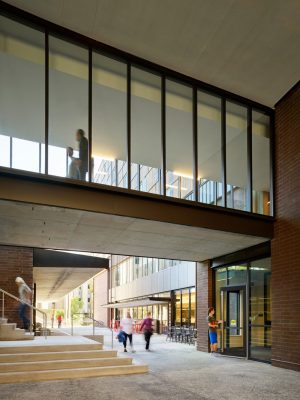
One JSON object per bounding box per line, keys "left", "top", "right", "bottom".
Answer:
{"left": 220, "top": 285, "right": 247, "bottom": 357}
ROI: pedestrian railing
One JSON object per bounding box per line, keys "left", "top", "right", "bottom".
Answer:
{"left": 71, "top": 312, "right": 114, "bottom": 348}
{"left": 0, "top": 287, "right": 48, "bottom": 339}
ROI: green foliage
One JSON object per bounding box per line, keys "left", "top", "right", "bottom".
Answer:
{"left": 71, "top": 296, "right": 84, "bottom": 318}
{"left": 55, "top": 309, "right": 65, "bottom": 319}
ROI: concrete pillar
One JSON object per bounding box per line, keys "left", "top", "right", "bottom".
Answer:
{"left": 196, "top": 260, "right": 213, "bottom": 352}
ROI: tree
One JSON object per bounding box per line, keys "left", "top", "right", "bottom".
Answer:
{"left": 71, "top": 296, "right": 84, "bottom": 318}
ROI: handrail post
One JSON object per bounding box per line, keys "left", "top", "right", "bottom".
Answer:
{"left": 93, "top": 318, "right": 95, "bottom": 336}
{"left": 45, "top": 314, "right": 47, "bottom": 340}
{"left": 2, "top": 291, "right": 4, "bottom": 319}
{"left": 71, "top": 315, "right": 73, "bottom": 336}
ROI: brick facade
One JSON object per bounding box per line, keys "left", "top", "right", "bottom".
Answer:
{"left": 196, "top": 260, "right": 213, "bottom": 352}
{"left": 0, "top": 245, "right": 33, "bottom": 327}
{"left": 272, "top": 82, "right": 300, "bottom": 371}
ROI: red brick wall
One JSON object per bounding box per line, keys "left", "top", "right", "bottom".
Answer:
{"left": 196, "top": 260, "right": 213, "bottom": 352}
{"left": 0, "top": 245, "right": 33, "bottom": 327}
{"left": 272, "top": 82, "right": 300, "bottom": 371}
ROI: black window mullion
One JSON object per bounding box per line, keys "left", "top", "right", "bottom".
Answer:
{"left": 161, "top": 75, "right": 166, "bottom": 196}
{"left": 45, "top": 30, "right": 49, "bottom": 175}
{"left": 9, "top": 136, "right": 12, "bottom": 168}
{"left": 247, "top": 107, "right": 253, "bottom": 212}
{"left": 221, "top": 98, "right": 227, "bottom": 207}
{"left": 127, "top": 63, "right": 131, "bottom": 189}
{"left": 193, "top": 87, "right": 198, "bottom": 202}
{"left": 88, "top": 48, "right": 92, "bottom": 182}
{"left": 270, "top": 112, "right": 275, "bottom": 216}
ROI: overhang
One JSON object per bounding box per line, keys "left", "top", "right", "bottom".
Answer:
{"left": 102, "top": 299, "right": 169, "bottom": 309}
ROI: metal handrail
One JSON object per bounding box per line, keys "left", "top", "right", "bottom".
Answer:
{"left": 0, "top": 288, "right": 48, "bottom": 339}
{"left": 71, "top": 313, "right": 114, "bottom": 348}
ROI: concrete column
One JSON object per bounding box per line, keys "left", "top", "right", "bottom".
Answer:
{"left": 196, "top": 260, "right": 213, "bottom": 352}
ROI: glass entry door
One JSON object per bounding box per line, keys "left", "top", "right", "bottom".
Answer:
{"left": 220, "top": 286, "right": 246, "bottom": 357}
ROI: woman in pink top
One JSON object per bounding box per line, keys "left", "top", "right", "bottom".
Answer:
{"left": 140, "top": 312, "right": 153, "bottom": 351}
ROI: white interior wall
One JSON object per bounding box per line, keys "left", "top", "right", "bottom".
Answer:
{"left": 110, "top": 261, "right": 196, "bottom": 302}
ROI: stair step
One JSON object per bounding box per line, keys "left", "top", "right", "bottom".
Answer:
{"left": 0, "top": 364, "right": 148, "bottom": 384}
{"left": 0, "top": 318, "right": 8, "bottom": 324}
{"left": 0, "top": 323, "right": 17, "bottom": 332}
{"left": 0, "top": 343, "right": 102, "bottom": 354}
{"left": 0, "top": 335, "right": 34, "bottom": 341}
{"left": 0, "top": 350, "right": 117, "bottom": 363}
{"left": 0, "top": 356, "right": 132, "bottom": 372}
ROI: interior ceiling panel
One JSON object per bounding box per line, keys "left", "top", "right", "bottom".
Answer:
{"left": 3, "top": 0, "right": 300, "bottom": 107}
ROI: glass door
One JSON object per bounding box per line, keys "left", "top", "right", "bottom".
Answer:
{"left": 220, "top": 286, "right": 246, "bottom": 357}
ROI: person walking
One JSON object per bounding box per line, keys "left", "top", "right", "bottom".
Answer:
{"left": 15, "top": 277, "right": 32, "bottom": 331}
{"left": 207, "top": 307, "right": 222, "bottom": 354}
{"left": 120, "top": 312, "right": 135, "bottom": 353}
{"left": 140, "top": 312, "right": 153, "bottom": 351}
{"left": 57, "top": 314, "right": 62, "bottom": 328}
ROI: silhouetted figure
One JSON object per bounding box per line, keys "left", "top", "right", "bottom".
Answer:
{"left": 15, "top": 277, "right": 32, "bottom": 330}
{"left": 76, "top": 129, "right": 88, "bottom": 181}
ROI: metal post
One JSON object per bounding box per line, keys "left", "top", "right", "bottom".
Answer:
{"left": 221, "top": 290, "right": 224, "bottom": 353}
{"left": 2, "top": 292, "right": 4, "bottom": 319}
{"left": 71, "top": 315, "right": 73, "bottom": 336}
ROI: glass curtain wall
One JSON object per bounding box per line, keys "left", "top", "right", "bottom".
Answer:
{"left": 173, "top": 288, "right": 196, "bottom": 326}
{"left": 49, "top": 36, "right": 88, "bottom": 179}
{"left": 197, "top": 91, "right": 223, "bottom": 205}
{"left": 214, "top": 257, "right": 271, "bottom": 362}
{"left": 252, "top": 111, "right": 271, "bottom": 215}
{"left": 92, "top": 53, "right": 127, "bottom": 188}
{"left": 249, "top": 258, "right": 271, "bottom": 361}
{"left": 0, "top": 14, "right": 273, "bottom": 216}
{"left": 0, "top": 16, "right": 44, "bottom": 172}
{"left": 131, "top": 67, "right": 162, "bottom": 194}
{"left": 226, "top": 102, "right": 249, "bottom": 211}
{"left": 166, "top": 80, "right": 194, "bottom": 200}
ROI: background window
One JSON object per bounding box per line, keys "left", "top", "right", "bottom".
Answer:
{"left": 92, "top": 53, "right": 127, "bottom": 188}
{"left": 131, "top": 67, "right": 162, "bottom": 194}
{"left": 0, "top": 16, "right": 44, "bottom": 173}
{"left": 226, "top": 102, "right": 249, "bottom": 211}
{"left": 252, "top": 111, "right": 271, "bottom": 215}
{"left": 166, "top": 80, "right": 194, "bottom": 200}
{"left": 198, "top": 92, "right": 223, "bottom": 206}
{"left": 49, "top": 36, "right": 88, "bottom": 180}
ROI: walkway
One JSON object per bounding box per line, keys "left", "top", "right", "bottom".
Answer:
{"left": 1, "top": 331, "right": 299, "bottom": 400}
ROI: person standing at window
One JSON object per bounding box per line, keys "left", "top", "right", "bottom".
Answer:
{"left": 75, "top": 129, "right": 88, "bottom": 181}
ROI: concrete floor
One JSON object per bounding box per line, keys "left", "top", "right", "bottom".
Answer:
{"left": 1, "top": 333, "right": 299, "bottom": 400}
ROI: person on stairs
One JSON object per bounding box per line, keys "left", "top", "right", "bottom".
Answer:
{"left": 15, "top": 277, "right": 32, "bottom": 331}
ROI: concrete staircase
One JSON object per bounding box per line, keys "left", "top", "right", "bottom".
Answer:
{"left": 0, "top": 318, "right": 34, "bottom": 341}
{"left": 0, "top": 342, "right": 148, "bottom": 384}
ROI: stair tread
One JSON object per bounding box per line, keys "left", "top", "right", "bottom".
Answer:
{"left": 0, "top": 343, "right": 102, "bottom": 353}
{"left": 0, "top": 364, "right": 148, "bottom": 376}
{"left": 0, "top": 349, "right": 113, "bottom": 356}
{"left": 0, "top": 357, "right": 131, "bottom": 366}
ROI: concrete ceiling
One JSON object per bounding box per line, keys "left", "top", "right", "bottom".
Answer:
{"left": 3, "top": 0, "right": 300, "bottom": 107}
{"left": 33, "top": 266, "right": 100, "bottom": 302}
{"left": 31, "top": 249, "right": 108, "bottom": 302}
{"left": 0, "top": 199, "right": 267, "bottom": 262}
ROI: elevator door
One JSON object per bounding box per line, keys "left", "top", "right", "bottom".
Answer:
{"left": 220, "top": 286, "right": 246, "bottom": 357}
